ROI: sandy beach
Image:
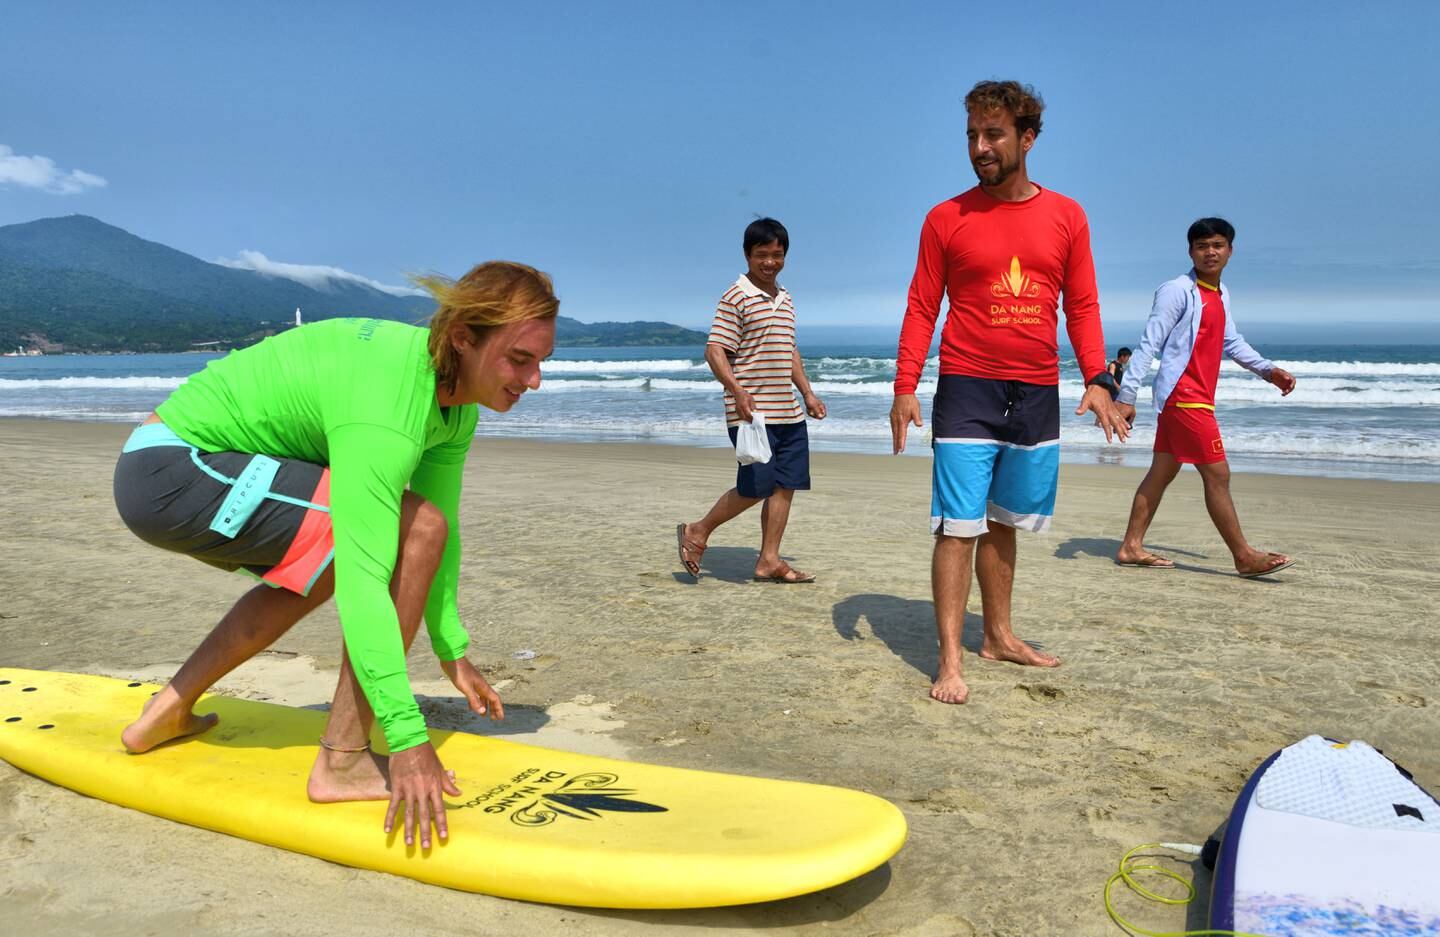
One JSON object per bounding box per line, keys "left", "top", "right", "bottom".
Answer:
{"left": 2, "top": 417, "right": 1437, "bottom": 936}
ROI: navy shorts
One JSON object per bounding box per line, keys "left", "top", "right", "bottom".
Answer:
{"left": 726, "top": 420, "right": 811, "bottom": 499}
{"left": 931, "top": 375, "right": 1059, "bottom": 537}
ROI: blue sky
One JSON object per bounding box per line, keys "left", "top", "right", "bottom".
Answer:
{"left": 2, "top": 0, "right": 1437, "bottom": 332}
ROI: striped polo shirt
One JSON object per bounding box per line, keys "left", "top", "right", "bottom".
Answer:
{"left": 707, "top": 275, "right": 805, "bottom": 427}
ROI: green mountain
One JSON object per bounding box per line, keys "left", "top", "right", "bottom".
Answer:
{"left": 0, "top": 215, "right": 705, "bottom": 351}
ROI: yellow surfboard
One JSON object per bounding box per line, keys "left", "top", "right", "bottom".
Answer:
{"left": 0, "top": 668, "right": 906, "bottom": 908}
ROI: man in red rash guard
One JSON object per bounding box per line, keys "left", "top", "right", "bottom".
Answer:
{"left": 889, "top": 79, "right": 1129, "bottom": 706}
{"left": 1113, "top": 217, "right": 1297, "bottom": 578}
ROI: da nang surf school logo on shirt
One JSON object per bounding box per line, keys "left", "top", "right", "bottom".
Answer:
{"left": 454, "top": 768, "right": 668, "bottom": 827}
{"left": 988, "top": 256, "right": 1046, "bottom": 326}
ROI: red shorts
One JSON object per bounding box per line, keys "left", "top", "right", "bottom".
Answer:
{"left": 1155, "top": 405, "right": 1226, "bottom": 464}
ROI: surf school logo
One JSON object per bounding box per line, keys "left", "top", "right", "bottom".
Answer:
{"left": 454, "top": 769, "right": 668, "bottom": 827}
{"left": 990, "top": 256, "right": 1043, "bottom": 299}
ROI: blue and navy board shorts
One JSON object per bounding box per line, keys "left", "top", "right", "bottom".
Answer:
{"left": 931, "top": 375, "right": 1060, "bottom": 537}
{"left": 726, "top": 420, "right": 811, "bottom": 499}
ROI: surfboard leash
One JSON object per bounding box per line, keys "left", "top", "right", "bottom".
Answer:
{"left": 1104, "top": 842, "right": 1271, "bottom": 937}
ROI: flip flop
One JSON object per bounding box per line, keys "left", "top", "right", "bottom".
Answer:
{"left": 1238, "top": 553, "right": 1296, "bottom": 579}
{"left": 753, "top": 566, "right": 816, "bottom": 584}
{"left": 1116, "top": 553, "right": 1176, "bottom": 569}
{"left": 675, "top": 524, "right": 703, "bottom": 580}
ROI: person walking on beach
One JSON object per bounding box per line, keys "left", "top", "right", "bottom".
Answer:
{"left": 676, "top": 217, "right": 826, "bottom": 584}
{"left": 1113, "top": 218, "right": 1297, "bottom": 577}
{"left": 112, "top": 261, "right": 558, "bottom": 849}
{"left": 889, "top": 80, "right": 1129, "bottom": 705}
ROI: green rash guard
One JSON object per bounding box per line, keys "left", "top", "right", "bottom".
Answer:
{"left": 156, "top": 318, "right": 479, "bottom": 754}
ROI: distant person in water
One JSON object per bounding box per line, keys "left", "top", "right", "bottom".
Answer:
{"left": 1114, "top": 218, "right": 1298, "bottom": 577}
{"left": 676, "top": 217, "right": 827, "bottom": 584}
{"left": 113, "top": 261, "right": 559, "bottom": 849}
{"left": 1106, "top": 347, "right": 1133, "bottom": 396}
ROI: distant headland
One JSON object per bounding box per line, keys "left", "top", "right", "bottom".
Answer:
{"left": 0, "top": 215, "right": 707, "bottom": 353}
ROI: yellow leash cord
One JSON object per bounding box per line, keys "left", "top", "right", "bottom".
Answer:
{"left": 1104, "top": 842, "right": 1270, "bottom": 937}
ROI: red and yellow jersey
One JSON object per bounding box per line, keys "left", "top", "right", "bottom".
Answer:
{"left": 894, "top": 185, "right": 1107, "bottom": 392}
{"left": 1170, "top": 281, "right": 1226, "bottom": 409}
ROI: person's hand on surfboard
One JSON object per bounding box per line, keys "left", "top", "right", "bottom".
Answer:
{"left": 440, "top": 657, "right": 506, "bottom": 721}
{"left": 386, "top": 742, "right": 461, "bottom": 849}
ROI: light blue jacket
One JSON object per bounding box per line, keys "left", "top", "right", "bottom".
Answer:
{"left": 1117, "top": 269, "right": 1274, "bottom": 413}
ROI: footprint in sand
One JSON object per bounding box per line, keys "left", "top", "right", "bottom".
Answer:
{"left": 1357, "top": 681, "right": 1427, "bottom": 708}
{"left": 1013, "top": 683, "right": 1067, "bottom": 702}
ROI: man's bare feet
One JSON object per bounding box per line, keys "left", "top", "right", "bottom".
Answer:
{"left": 121, "top": 685, "right": 219, "bottom": 753}
{"left": 930, "top": 671, "right": 971, "bottom": 704}
{"left": 979, "top": 636, "right": 1061, "bottom": 668}
{"left": 307, "top": 747, "right": 393, "bottom": 803}
{"left": 307, "top": 748, "right": 458, "bottom": 803}
{"left": 120, "top": 687, "right": 218, "bottom": 754}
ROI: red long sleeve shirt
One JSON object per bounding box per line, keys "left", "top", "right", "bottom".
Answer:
{"left": 894, "top": 185, "right": 1108, "bottom": 393}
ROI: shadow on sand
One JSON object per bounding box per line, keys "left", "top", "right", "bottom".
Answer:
{"left": 831, "top": 593, "right": 983, "bottom": 678}
{"left": 580, "top": 861, "right": 893, "bottom": 929}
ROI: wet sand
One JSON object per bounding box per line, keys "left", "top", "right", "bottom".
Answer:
{"left": 2, "top": 418, "right": 1437, "bottom": 936}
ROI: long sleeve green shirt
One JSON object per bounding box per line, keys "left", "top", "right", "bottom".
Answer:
{"left": 157, "top": 318, "right": 477, "bottom": 753}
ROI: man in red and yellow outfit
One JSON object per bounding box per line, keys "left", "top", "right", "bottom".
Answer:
{"left": 1114, "top": 218, "right": 1298, "bottom": 578}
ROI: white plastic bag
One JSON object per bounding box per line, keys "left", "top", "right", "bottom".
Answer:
{"left": 734, "top": 411, "right": 772, "bottom": 465}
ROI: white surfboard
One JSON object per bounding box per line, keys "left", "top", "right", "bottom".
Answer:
{"left": 1210, "top": 735, "right": 1440, "bottom": 935}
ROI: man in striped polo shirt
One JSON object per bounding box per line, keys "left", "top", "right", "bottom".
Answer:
{"left": 676, "top": 218, "right": 827, "bottom": 584}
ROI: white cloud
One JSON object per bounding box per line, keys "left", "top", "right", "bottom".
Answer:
{"left": 0, "top": 144, "right": 108, "bottom": 194}
{"left": 215, "top": 249, "right": 425, "bottom": 297}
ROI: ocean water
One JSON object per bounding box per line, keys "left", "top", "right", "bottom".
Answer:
{"left": 2, "top": 343, "right": 1438, "bottom": 483}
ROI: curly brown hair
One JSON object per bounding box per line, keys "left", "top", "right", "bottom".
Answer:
{"left": 964, "top": 80, "right": 1045, "bottom": 138}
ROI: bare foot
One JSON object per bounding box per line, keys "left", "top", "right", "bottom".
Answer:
{"left": 979, "top": 637, "right": 1061, "bottom": 668}
{"left": 307, "top": 748, "right": 393, "bottom": 803}
{"left": 307, "top": 749, "right": 458, "bottom": 803}
{"left": 121, "top": 685, "right": 219, "bottom": 753}
{"left": 930, "top": 671, "right": 970, "bottom": 704}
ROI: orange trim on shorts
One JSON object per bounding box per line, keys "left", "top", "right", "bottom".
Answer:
{"left": 262, "top": 469, "right": 334, "bottom": 595}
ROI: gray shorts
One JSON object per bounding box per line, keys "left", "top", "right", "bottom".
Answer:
{"left": 113, "top": 422, "right": 335, "bottom": 595}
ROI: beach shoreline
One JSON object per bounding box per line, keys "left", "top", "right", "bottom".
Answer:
{"left": 2, "top": 418, "right": 1438, "bottom": 936}
{"left": 6, "top": 338, "right": 1440, "bottom": 484}
{"left": 2, "top": 412, "right": 1436, "bottom": 485}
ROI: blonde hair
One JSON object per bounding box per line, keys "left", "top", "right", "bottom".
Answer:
{"left": 414, "top": 261, "right": 559, "bottom": 389}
